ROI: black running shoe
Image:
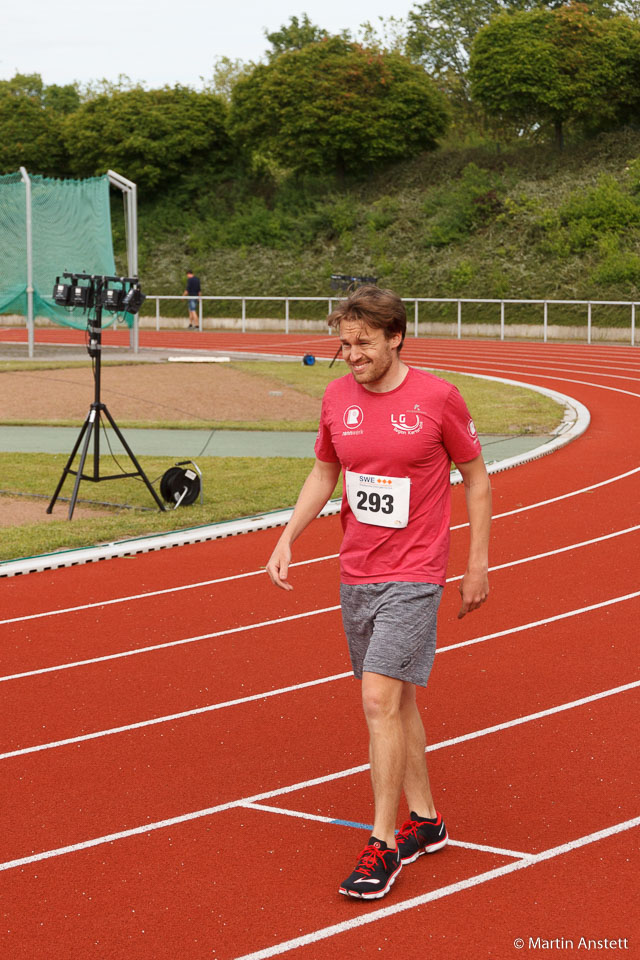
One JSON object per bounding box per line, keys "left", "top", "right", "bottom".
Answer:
{"left": 396, "top": 811, "right": 448, "bottom": 864}
{"left": 339, "top": 837, "right": 402, "bottom": 899}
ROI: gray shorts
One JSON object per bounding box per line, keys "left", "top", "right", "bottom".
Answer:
{"left": 340, "top": 581, "right": 443, "bottom": 687}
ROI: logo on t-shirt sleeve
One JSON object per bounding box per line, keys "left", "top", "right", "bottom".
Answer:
{"left": 467, "top": 418, "right": 479, "bottom": 439}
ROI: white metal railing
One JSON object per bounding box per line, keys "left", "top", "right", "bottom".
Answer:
{"left": 143, "top": 294, "right": 638, "bottom": 346}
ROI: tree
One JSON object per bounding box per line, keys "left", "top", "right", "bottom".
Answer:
{"left": 206, "top": 56, "right": 256, "bottom": 104}
{"left": 228, "top": 38, "right": 449, "bottom": 177}
{"left": 469, "top": 4, "right": 640, "bottom": 147}
{"left": 264, "top": 14, "right": 335, "bottom": 60}
{"left": 406, "top": 0, "right": 625, "bottom": 120}
{"left": 0, "top": 73, "right": 71, "bottom": 175}
{"left": 64, "top": 86, "right": 232, "bottom": 190}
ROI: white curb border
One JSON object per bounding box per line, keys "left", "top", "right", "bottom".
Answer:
{"left": 0, "top": 375, "right": 589, "bottom": 578}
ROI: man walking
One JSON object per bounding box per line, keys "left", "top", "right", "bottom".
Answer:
{"left": 183, "top": 270, "right": 201, "bottom": 329}
{"left": 266, "top": 285, "right": 491, "bottom": 900}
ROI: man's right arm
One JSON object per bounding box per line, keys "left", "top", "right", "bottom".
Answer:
{"left": 266, "top": 458, "right": 341, "bottom": 591}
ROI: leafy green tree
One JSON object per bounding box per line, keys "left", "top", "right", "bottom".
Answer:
{"left": 469, "top": 4, "right": 640, "bottom": 147}
{"left": 228, "top": 38, "right": 449, "bottom": 177}
{"left": 64, "top": 86, "right": 232, "bottom": 190}
{"left": 264, "top": 14, "right": 334, "bottom": 59}
{"left": 406, "top": 0, "right": 624, "bottom": 121}
{"left": 356, "top": 16, "right": 409, "bottom": 54}
{"left": 0, "top": 73, "right": 71, "bottom": 175}
{"left": 207, "top": 56, "right": 256, "bottom": 104}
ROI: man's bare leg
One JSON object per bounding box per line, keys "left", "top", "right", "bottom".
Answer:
{"left": 399, "top": 683, "right": 436, "bottom": 818}
{"left": 361, "top": 671, "right": 405, "bottom": 847}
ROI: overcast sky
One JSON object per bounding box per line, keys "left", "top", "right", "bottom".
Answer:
{"left": 2, "top": 0, "right": 411, "bottom": 89}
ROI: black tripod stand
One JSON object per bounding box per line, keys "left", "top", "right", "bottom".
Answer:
{"left": 47, "top": 275, "right": 166, "bottom": 520}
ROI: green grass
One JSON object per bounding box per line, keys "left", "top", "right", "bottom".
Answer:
{"left": 0, "top": 365, "right": 562, "bottom": 563}
{"left": 0, "top": 360, "right": 148, "bottom": 372}
{"left": 0, "top": 359, "right": 561, "bottom": 434}
{"left": 0, "top": 454, "right": 336, "bottom": 563}
{"left": 230, "top": 360, "right": 561, "bottom": 434}
{"left": 1, "top": 418, "right": 324, "bottom": 431}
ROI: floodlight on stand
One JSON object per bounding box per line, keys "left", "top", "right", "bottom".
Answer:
{"left": 70, "top": 282, "right": 94, "bottom": 309}
{"left": 101, "top": 284, "right": 126, "bottom": 312}
{"left": 122, "top": 284, "right": 145, "bottom": 315}
{"left": 53, "top": 277, "right": 72, "bottom": 305}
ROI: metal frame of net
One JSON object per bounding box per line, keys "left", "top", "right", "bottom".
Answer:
{"left": 0, "top": 169, "right": 125, "bottom": 334}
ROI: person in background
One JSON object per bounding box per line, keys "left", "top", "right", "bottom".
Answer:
{"left": 183, "top": 270, "right": 201, "bottom": 329}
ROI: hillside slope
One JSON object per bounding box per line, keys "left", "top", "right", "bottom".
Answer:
{"left": 123, "top": 127, "right": 640, "bottom": 325}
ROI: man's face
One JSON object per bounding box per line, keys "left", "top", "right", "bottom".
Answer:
{"left": 339, "top": 319, "right": 401, "bottom": 388}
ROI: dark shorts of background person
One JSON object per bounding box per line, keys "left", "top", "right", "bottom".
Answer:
{"left": 188, "top": 298, "right": 198, "bottom": 311}
{"left": 340, "top": 581, "right": 443, "bottom": 687}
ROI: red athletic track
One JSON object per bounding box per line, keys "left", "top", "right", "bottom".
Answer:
{"left": 1, "top": 328, "right": 639, "bottom": 960}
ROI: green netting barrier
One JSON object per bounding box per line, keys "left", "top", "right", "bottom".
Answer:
{"left": 0, "top": 171, "right": 128, "bottom": 330}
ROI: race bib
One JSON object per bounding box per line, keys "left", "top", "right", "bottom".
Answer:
{"left": 345, "top": 471, "right": 411, "bottom": 529}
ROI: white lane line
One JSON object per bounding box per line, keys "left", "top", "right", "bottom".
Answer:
{"left": 5, "top": 463, "right": 639, "bottom": 629}
{"left": 0, "top": 554, "right": 339, "bottom": 627}
{"left": 422, "top": 680, "right": 639, "bottom": 757}
{"left": 0, "top": 606, "right": 342, "bottom": 683}
{"left": 437, "top": 590, "right": 640, "bottom": 654}
{"left": 3, "top": 465, "right": 638, "bottom": 627}
{"left": 241, "top": 802, "right": 531, "bottom": 860}
{"left": 456, "top": 465, "right": 640, "bottom": 530}
{"left": 1, "top": 640, "right": 637, "bottom": 788}
{"left": 437, "top": 360, "right": 640, "bottom": 382}
{"left": 2, "top": 589, "right": 637, "bottom": 754}
{"left": 448, "top": 838, "right": 531, "bottom": 859}
{"left": 3, "top": 558, "right": 639, "bottom": 693}
{"left": 447, "top": 368, "right": 640, "bottom": 400}
{"left": 0, "top": 671, "right": 352, "bottom": 760}
{"left": 0, "top": 683, "right": 637, "bottom": 874}
{"left": 230, "top": 816, "right": 640, "bottom": 960}
{"left": 241, "top": 802, "right": 337, "bottom": 826}
{"left": 446, "top": 525, "right": 640, "bottom": 583}
{"left": 3, "top": 523, "right": 639, "bottom": 688}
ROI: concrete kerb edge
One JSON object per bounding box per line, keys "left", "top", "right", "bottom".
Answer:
{"left": 0, "top": 375, "right": 590, "bottom": 578}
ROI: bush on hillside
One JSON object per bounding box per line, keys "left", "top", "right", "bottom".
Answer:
{"left": 228, "top": 38, "right": 449, "bottom": 177}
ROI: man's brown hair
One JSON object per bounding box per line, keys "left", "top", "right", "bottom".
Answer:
{"left": 328, "top": 285, "right": 407, "bottom": 351}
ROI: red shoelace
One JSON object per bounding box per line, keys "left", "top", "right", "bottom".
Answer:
{"left": 397, "top": 819, "right": 420, "bottom": 841}
{"left": 354, "top": 843, "right": 394, "bottom": 875}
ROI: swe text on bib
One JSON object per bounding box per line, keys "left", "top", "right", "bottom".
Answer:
{"left": 345, "top": 471, "right": 411, "bottom": 529}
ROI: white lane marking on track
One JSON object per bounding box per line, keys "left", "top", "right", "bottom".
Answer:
{"left": 0, "top": 683, "right": 637, "bottom": 872}
{"left": 228, "top": 817, "right": 640, "bottom": 960}
{"left": 2, "top": 469, "right": 639, "bottom": 627}
{"left": 241, "top": 802, "right": 337, "bottom": 825}
{"left": 0, "top": 555, "right": 339, "bottom": 626}
{"left": 2, "top": 541, "right": 639, "bottom": 689}
{"left": 241, "top": 802, "right": 532, "bottom": 860}
{"left": 446, "top": 525, "right": 640, "bottom": 583}
{"left": 437, "top": 590, "right": 640, "bottom": 654}
{"left": 429, "top": 366, "right": 640, "bottom": 400}
{"left": 0, "top": 669, "right": 352, "bottom": 760}
{"left": 451, "top": 465, "right": 640, "bottom": 531}
{"left": 1, "top": 589, "right": 637, "bottom": 754}
{"left": 0, "top": 606, "right": 343, "bottom": 683}
{"left": 426, "top": 355, "right": 640, "bottom": 377}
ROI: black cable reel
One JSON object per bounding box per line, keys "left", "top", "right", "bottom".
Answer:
{"left": 160, "top": 460, "right": 203, "bottom": 508}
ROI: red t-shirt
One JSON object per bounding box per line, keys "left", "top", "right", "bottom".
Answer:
{"left": 314, "top": 366, "right": 482, "bottom": 585}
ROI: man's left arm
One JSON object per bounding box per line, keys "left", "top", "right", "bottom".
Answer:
{"left": 455, "top": 455, "right": 492, "bottom": 619}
